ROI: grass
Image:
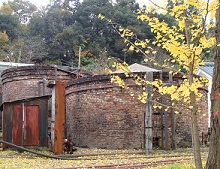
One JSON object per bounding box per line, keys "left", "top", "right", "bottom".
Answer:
{"left": 162, "top": 163, "right": 195, "bottom": 169}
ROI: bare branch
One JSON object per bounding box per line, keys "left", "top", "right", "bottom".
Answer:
{"left": 148, "top": 0, "right": 166, "bottom": 10}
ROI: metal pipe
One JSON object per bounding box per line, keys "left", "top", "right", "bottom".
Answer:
{"left": 38, "top": 81, "right": 43, "bottom": 96}
{"left": 38, "top": 77, "right": 48, "bottom": 96}
{"left": 78, "top": 47, "right": 81, "bottom": 71}
{"left": 51, "top": 85, "right": 56, "bottom": 152}
{"left": 54, "top": 65, "right": 57, "bottom": 81}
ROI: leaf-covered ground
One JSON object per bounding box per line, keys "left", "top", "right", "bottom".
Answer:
{"left": 0, "top": 148, "right": 208, "bottom": 169}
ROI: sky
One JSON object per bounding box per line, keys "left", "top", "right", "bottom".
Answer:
{"left": 1, "top": 0, "right": 149, "bottom": 7}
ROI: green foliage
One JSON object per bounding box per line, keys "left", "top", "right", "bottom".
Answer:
{"left": 8, "top": 0, "right": 37, "bottom": 23}
{"left": 0, "top": 13, "right": 19, "bottom": 40}
{"left": 0, "top": 9, "right": 20, "bottom": 60}
{"left": 0, "top": 0, "right": 214, "bottom": 70}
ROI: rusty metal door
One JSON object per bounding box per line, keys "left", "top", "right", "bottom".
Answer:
{"left": 12, "top": 105, "right": 23, "bottom": 145}
{"left": 12, "top": 105, "right": 39, "bottom": 146}
{"left": 25, "top": 106, "right": 39, "bottom": 146}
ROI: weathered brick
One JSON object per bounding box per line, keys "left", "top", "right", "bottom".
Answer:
{"left": 1, "top": 66, "right": 72, "bottom": 102}
{"left": 66, "top": 74, "right": 208, "bottom": 149}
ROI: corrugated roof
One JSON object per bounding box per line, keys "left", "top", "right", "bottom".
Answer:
{"left": 113, "top": 63, "right": 161, "bottom": 73}
{"left": 199, "top": 62, "right": 214, "bottom": 77}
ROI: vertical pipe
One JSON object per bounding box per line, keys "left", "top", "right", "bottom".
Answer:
{"left": 54, "top": 65, "right": 57, "bottom": 81}
{"left": 78, "top": 46, "right": 81, "bottom": 71}
{"left": 77, "top": 47, "right": 81, "bottom": 79}
{"left": 51, "top": 85, "right": 56, "bottom": 152}
{"left": 43, "top": 82, "right": 45, "bottom": 96}
{"left": 38, "top": 82, "right": 41, "bottom": 96}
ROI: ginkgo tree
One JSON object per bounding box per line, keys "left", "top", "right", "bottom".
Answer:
{"left": 99, "top": 0, "right": 219, "bottom": 168}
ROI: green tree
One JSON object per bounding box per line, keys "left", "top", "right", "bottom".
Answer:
{"left": 0, "top": 4, "right": 20, "bottom": 60}
{"left": 8, "top": 0, "right": 37, "bottom": 23}
{"left": 0, "top": 13, "right": 19, "bottom": 40}
{"left": 27, "top": 0, "right": 156, "bottom": 67}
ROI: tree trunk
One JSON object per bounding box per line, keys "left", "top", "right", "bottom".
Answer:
{"left": 190, "top": 91, "right": 203, "bottom": 169}
{"left": 185, "top": 14, "right": 202, "bottom": 168}
{"left": 206, "top": 116, "right": 220, "bottom": 169}
{"left": 206, "top": 1, "right": 220, "bottom": 168}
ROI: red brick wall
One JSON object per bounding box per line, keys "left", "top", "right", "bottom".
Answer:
{"left": 66, "top": 75, "right": 145, "bottom": 149}
{"left": 1, "top": 66, "right": 72, "bottom": 102}
{"left": 66, "top": 74, "right": 209, "bottom": 149}
{"left": 2, "top": 67, "right": 208, "bottom": 149}
{"left": 175, "top": 89, "right": 209, "bottom": 147}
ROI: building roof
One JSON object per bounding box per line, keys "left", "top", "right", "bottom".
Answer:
{"left": 113, "top": 63, "right": 161, "bottom": 74}
{"left": 199, "top": 62, "right": 214, "bottom": 77}
{"left": 0, "top": 61, "right": 34, "bottom": 67}
{"left": 0, "top": 62, "right": 34, "bottom": 82}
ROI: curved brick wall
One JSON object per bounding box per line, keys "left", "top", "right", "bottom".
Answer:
{"left": 1, "top": 65, "right": 73, "bottom": 102}
{"left": 66, "top": 74, "right": 209, "bottom": 149}
{"left": 66, "top": 75, "right": 146, "bottom": 149}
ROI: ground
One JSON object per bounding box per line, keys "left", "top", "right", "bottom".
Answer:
{"left": 0, "top": 147, "right": 208, "bottom": 169}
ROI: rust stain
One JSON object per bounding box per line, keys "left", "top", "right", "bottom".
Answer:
{"left": 12, "top": 105, "right": 23, "bottom": 145}
{"left": 25, "top": 106, "right": 39, "bottom": 146}
{"left": 54, "top": 81, "right": 65, "bottom": 154}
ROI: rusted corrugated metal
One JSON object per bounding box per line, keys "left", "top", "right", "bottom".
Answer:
{"left": 12, "top": 105, "right": 23, "bottom": 145}
{"left": 25, "top": 106, "right": 39, "bottom": 146}
{"left": 2, "top": 96, "right": 50, "bottom": 148}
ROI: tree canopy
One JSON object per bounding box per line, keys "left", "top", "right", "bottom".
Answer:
{"left": 2, "top": 0, "right": 215, "bottom": 73}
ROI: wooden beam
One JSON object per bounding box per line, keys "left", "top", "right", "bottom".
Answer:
{"left": 163, "top": 97, "right": 169, "bottom": 150}
{"left": 54, "top": 81, "right": 65, "bottom": 154}
{"left": 169, "top": 73, "right": 176, "bottom": 149}
{"left": 145, "top": 72, "right": 153, "bottom": 154}
{"left": 159, "top": 72, "right": 164, "bottom": 149}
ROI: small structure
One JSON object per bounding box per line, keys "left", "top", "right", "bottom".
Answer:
{"left": 2, "top": 96, "right": 50, "bottom": 148}
{"left": 1, "top": 65, "right": 74, "bottom": 103}
{"left": 0, "top": 62, "right": 33, "bottom": 130}
{"left": 1, "top": 65, "right": 76, "bottom": 150}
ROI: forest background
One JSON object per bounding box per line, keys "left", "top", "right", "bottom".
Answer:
{"left": 0, "top": 0, "right": 214, "bottom": 74}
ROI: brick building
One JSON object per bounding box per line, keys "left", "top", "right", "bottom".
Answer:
{"left": 65, "top": 72, "right": 208, "bottom": 149}
{"left": 1, "top": 65, "right": 74, "bottom": 103}
{"left": 0, "top": 65, "right": 76, "bottom": 148}
{"left": 0, "top": 62, "right": 34, "bottom": 131}
{"left": 1, "top": 64, "right": 209, "bottom": 150}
